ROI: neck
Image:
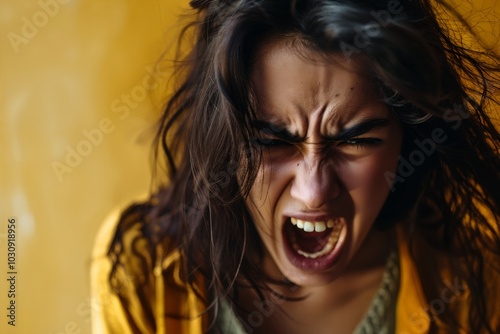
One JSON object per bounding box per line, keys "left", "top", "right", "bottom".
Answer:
{"left": 236, "top": 226, "right": 397, "bottom": 334}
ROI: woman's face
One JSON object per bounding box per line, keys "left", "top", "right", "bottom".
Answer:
{"left": 245, "top": 42, "right": 402, "bottom": 287}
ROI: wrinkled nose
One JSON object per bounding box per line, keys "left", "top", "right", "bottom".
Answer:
{"left": 290, "top": 152, "right": 340, "bottom": 209}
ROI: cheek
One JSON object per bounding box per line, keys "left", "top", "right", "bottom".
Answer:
{"left": 248, "top": 157, "right": 272, "bottom": 207}
{"left": 340, "top": 149, "right": 400, "bottom": 213}
{"left": 246, "top": 153, "right": 294, "bottom": 237}
{"left": 248, "top": 153, "right": 289, "bottom": 205}
{"left": 246, "top": 159, "right": 279, "bottom": 228}
{"left": 343, "top": 155, "right": 396, "bottom": 188}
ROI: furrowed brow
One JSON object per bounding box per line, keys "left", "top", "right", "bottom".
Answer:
{"left": 252, "top": 120, "right": 304, "bottom": 142}
{"left": 330, "top": 118, "right": 389, "bottom": 141}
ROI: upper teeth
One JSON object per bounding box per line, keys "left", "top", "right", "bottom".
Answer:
{"left": 290, "top": 217, "right": 339, "bottom": 232}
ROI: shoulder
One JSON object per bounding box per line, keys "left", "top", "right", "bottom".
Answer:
{"left": 92, "top": 195, "right": 157, "bottom": 273}
{"left": 92, "top": 204, "right": 127, "bottom": 260}
{"left": 90, "top": 194, "right": 207, "bottom": 333}
{"left": 91, "top": 196, "right": 159, "bottom": 333}
{"left": 395, "top": 222, "right": 500, "bottom": 333}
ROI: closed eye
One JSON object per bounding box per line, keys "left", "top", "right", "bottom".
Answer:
{"left": 254, "top": 137, "right": 382, "bottom": 150}
{"left": 254, "top": 138, "right": 292, "bottom": 147}
{"left": 337, "top": 137, "right": 383, "bottom": 148}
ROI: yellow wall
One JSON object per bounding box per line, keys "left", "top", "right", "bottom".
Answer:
{"left": 0, "top": 0, "right": 189, "bottom": 333}
{"left": 0, "top": 1, "right": 497, "bottom": 334}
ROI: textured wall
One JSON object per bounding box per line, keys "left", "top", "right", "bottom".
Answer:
{"left": 0, "top": 1, "right": 498, "bottom": 334}
{"left": 0, "top": 0, "right": 188, "bottom": 333}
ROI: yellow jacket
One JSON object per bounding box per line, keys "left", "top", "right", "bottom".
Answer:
{"left": 90, "top": 207, "right": 497, "bottom": 333}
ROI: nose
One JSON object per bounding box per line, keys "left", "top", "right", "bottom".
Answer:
{"left": 290, "top": 151, "right": 340, "bottom": 209}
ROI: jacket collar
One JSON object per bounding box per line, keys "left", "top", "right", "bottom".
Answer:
{"left": 395, "top": 225, "right": 431, "bottom": 333}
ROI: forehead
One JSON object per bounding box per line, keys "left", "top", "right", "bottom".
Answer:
{"left": 250, "top": 40, "right": 385, "bottom": 127}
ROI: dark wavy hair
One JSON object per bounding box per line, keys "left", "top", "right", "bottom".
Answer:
{"left": 107, "top": 0, "right": 500, "bottom": 332}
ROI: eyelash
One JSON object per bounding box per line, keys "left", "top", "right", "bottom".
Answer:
{"left": 339, "top": 137, "right": 383, "bottom": 148}
{"left": 254, "top": 138, "right": 290, "bottom": 147}
{"left": 254, "top": 137, "right": 382, "bottom": 148}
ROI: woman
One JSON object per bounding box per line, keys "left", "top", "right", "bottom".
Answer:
{"left": 91, "top": 0, "right": 500, "bottom": 333}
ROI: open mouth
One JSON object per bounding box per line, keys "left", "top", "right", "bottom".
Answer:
{"left": 283, "top": 217, "right": 346, "bottom": 271}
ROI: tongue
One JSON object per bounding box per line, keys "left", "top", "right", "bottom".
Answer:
{"left": 295, "top": 229, "right": 330, "bottom": 253}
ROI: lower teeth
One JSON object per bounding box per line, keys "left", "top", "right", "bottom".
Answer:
{"left": 290, "top": 224, "right": 343, "bottom": 259}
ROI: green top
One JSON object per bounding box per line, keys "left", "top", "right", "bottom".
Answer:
{"left": 216, "top": 251, "right": 400, "bottom": 333}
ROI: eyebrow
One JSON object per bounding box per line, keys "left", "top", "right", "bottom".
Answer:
{"left": 252, "top": 120, "right": 303, "bottom": 142}
{"left": 329, "top": 118, "right": 389, "bottom": 141}
{"left": 252, "top": 118, "right": 389, "bottom": 142}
